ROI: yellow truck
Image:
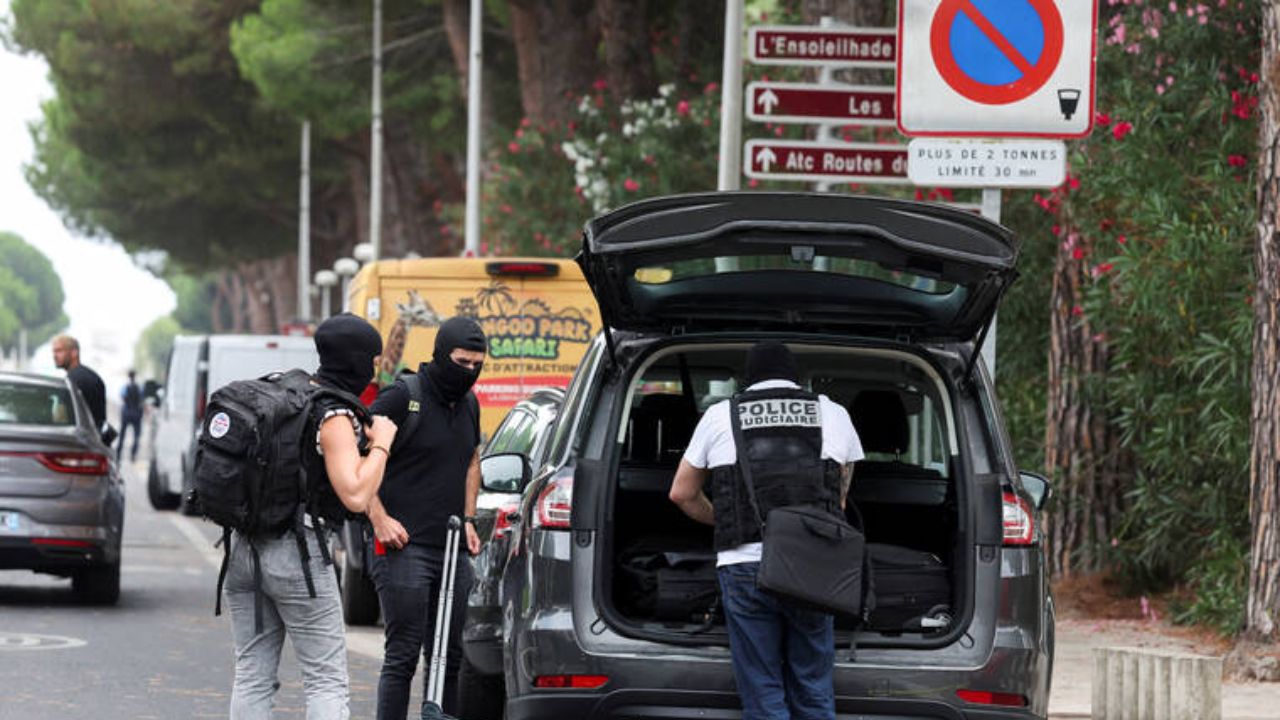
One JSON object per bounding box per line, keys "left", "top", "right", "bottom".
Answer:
{"left": 345, "top": 257, "right": 600, "bottom": 436}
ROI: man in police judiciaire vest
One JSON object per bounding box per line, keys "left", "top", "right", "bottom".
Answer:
{"left": 669, "top": 341, "right": 864, "bottom": 720}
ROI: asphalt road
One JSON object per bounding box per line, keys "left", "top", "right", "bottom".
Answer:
{"left": 0, "top": 456, "right": 408, "bottom": 719}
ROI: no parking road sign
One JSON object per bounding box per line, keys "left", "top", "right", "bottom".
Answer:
{"left": 896, "top": 0, "right": 1098, "bottom": 137}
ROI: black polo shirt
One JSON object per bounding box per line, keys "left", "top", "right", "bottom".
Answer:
{"left": 67, "top": 365, "right": 106, "bottom": 429}
{"left": 369, "top": 366, "right": 480, "bottom": 549}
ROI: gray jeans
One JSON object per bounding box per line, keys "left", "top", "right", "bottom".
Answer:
{"left": 225, "top": 529, "right": 350, "bottom": 719}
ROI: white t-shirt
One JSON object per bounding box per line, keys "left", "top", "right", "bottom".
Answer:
{"left": 681, "top": 380, "right": 864, "bottom": 567}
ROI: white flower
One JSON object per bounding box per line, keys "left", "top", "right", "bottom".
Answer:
{"left": 561, "top": 142, "right": 579, "bottom": 161}
{"left": 658, "top": 83, "right": 675, "bottom": 98}
{"left": 622, "top": 123, "right": 635, "bottom": 138}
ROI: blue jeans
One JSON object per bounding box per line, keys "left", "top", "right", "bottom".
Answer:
{"left": 718, "top": 562, "right": 835, "bottom": 720}
{"left": 368, "top": 542, "right": 473, "bottom": 719}
{"left": 225, "top": 529, "right": 349, "bottom": 719}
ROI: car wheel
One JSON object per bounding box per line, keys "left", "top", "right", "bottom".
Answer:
{"left": 146, "top": 461, "right": 179, "bottom": 511}
{"left": 458, "top": 655, "right": 505, "bottom": 720}
{"left": 73, "top": 562, "right": 121, "bottom": 605}
{"left": 335, "top": 538, "right": 380, "bottom": 625}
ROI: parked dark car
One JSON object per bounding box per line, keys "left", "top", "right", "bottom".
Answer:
{"left": 461, "top": 387, "right": 564, "bottom": 718}
{"left": 0, "top": 371, "right": 125, "bottom": 604}
{"left": 482, "top": 193, "right": 1055, "bottom": 719}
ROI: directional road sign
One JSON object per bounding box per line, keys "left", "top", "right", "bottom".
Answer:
{"left": 896, "top": 0, "right": 1098, "bottom": 137}
{"left": 746, "top": 82, "right": 896, "bottom": 126}
{"left": 748, "top": 25, "right": 897, "bottom": 68}
{"left": 743, "top": 140, "right": 909, "bottom": 184}
{"left": 908, "top": 138, "right": 1066, "bottom": 188}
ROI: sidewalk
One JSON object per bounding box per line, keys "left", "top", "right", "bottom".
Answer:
{"left": 1050, "top": 618, "right": 1279, "bottom": 719}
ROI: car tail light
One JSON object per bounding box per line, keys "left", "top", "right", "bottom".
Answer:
{"left": 492, "top": 502, "right": 520, "bottom": 540}
{"left": 1002, "top": 491, "right": 1034, "bottom": 546}
{"left": 0, "top": 451, "right": 110, "bottom": 475}
{"left": 196, "top": 391, "right": 208, "bottom": 422}
{"left": 486, "top": 261, "right": 559, "bottom": 277}
{"left": 32, "top": 538, "right": 95, "bottom": 548}
{"left": 956, "top": 689, "right": 1028, "bottom": 707}
{"left": 533, "top": 473, "right": 572, "bottom": 530}
{"left": 533, "top": 674, "right": 608, "bottom": 689}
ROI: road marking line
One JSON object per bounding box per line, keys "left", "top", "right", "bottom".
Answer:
{"left": 167, "top": 513, "right": 221, "bottom": 570}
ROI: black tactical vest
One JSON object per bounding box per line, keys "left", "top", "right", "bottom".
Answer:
{"left": 710, "top": 387, "right": 844, "bottom": 552}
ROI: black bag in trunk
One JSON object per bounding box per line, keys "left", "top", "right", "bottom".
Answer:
{"left": 866, "top": 542, "right": 951, "bottom": 631}
{"left": 618, "top": 543, "right": 719, "bottom": 623}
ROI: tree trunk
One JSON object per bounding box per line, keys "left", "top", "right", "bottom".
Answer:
{"left": 1246, "top": 0, "right": 1280, "bottom": 642}
{"left": 1044, "top": 228, "right": 1129, "bottom": 577}
{"left": 506, "top": 0, "right": 599, "bottom": 125}
{"left": 599, "top": 0, "right": 656, "bottom": 101}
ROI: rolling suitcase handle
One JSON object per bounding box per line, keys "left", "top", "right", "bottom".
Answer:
{"left": 423, "top": 515, "right": 463, "bottom": 720}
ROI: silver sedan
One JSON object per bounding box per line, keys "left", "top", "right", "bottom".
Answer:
{"left": 0, "top": 371, "right": 125, "bottom": 604}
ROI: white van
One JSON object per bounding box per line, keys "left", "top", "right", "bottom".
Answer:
{"left": 146, "top": 334, "right": 319, "bottom": 511}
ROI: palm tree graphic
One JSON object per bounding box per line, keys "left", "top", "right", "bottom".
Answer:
{"left": 476, "top": 281, "right": 516, "bottom": 316}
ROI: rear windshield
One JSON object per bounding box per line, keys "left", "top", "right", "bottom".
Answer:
{"left": 0, "top": 382, "right": 76, "bottom": 426}
{"left": 634, "top": 255, "right": 956, "bottom": 295}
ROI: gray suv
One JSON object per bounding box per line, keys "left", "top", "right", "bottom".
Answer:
{"left": 481, "top": 193, "right": 1054, "bottom": 719}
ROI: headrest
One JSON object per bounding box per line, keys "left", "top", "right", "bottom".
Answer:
{"left": 850, "top": 390, "right": 909, "bottom": 455}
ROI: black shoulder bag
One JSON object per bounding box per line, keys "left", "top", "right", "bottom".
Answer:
{"left": 729, "top": 396, "right": 871, "bottom": 620}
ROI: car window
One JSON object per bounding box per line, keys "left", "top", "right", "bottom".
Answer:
{"left": 545, "top": 336, "right": 605, "bottom": 472}
{"left": 486, "top": 409, "right": 531, "bottom": 456}
{"left": 0, "top": 382, "right": 76, "bottom": 426}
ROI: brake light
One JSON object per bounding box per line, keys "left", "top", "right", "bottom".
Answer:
{"left": 32, "top": 538, "right": 95, "bottom": 548}
{"left": 533, "top": 473, "right": 572, "bottom": 529}
{"left": 956, "top": 689, "right": 1028, "bottom": 707}
{"left": 533, "top": 674, "right": 608, "bottom": 689}
{"left": 492, "top": 502, "right": 520, "bottom": 540}
{"left": 0, "top": 451, "right": 110, "bottom": 475}
{"left": 1002, "top": 491, "right": 1034, "bottom": 546}
{"left": 486, "top": 261, "right": 560, "bottom": 277}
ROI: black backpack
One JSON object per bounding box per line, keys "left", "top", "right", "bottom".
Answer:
{"left": 123, "top": 383, "right": 142, "bottom": 411}
{"left": 190, "top": 369, "right": 369, "bottom": 630}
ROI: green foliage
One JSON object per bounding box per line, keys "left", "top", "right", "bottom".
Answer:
{"left": 0, "top": 232, "right": 68, "bottom": 354}
{"left": 1002, "top": 0, "right": 1258, "bottom": 631}
{"left": 8, "top": 0, "right": 300, "bottom": 269}
{"left": 168, "top": 272, "right": 217, "bottom": 334}
{"left": 483, "top": 84, "right": 724, "bottom": 255}
{"left": 134, "top": 315, "right": 181, "bottom": 379}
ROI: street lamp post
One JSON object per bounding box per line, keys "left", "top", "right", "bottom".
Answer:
{"left": 353, "top": 242, "right": 376, "bottom": 266}
{"left": 333, "top": 257, "right": 360, "bottom": 313}
{"left": 314, "top": 269, "right": 338, "bottom": 319}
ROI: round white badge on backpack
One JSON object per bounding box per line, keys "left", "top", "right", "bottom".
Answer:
{"left": 209, "top": 412, "right": 231, "bottom": 439}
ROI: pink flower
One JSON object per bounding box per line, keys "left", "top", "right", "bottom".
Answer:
{"left": 1117, "top": 235, "right": 1128, "bottom": 245}
{"left": 1228, "top": 154, "right": 1248, "bottom": 167}
{"left": 508, "top": 142, "right": 520, "bottom": 153}
{"left": 592, "top": 78, "right": 608, "bottom": 92}
{"left": 1067, "top": 175, "right": 1081, "bottom": 191}
{"left": 1095, "top": 112, "right": 1112, "bottom": 127}
{"left": 1071, "top": 305, "right": 1084, "bottom": 317}
{"left": 624, "top": 178, "right": 640, "bottom": 192}
{"left": 676, "top": 100, "right": 690, "bottom": 116}
{"left": 1092, "top": 262, "right": 1114, "bottom": 277}
{"left": 748, "top": 178, "right": 759, "bottom": 188}
{"left": 703, "top": 82, "right": 719, "bottom": 95}
{"left": 1112, "top": 121, "right": 1134, "bottom": 140}
{"left": 1072, "top": 246, "right": 1085, "bottom": 261}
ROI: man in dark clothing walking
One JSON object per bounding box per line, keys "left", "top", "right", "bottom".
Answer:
{"left": 117, "top": 370, "right": 144, "bottom": 461}
{"left": 52, "top": 335, "right": 106, "bottom": 429}
{"left": 366, "top": 317, "right": 486, "bottom": 719}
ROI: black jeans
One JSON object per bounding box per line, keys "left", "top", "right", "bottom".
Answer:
{"left": 117, "top": 410, "right": 142, "bottom": 461}
{"left": 368, "top": 542, "right": 473, "bottom": 719}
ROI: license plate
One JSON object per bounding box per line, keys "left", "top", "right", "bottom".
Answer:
{"left": 0, "top": 511, "right": 20, "bottom": 532}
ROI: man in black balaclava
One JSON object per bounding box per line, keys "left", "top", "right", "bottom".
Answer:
{"left": 315, "top": 312, "right": 385, "bottom": 396}
{"left": 365, "top": 316, "right": 487, "bottom": 719}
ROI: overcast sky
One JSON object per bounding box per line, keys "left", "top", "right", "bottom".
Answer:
{"left": 1, "top": 1, "right": 176, "bottom": 389}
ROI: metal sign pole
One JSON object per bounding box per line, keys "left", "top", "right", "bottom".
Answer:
{"left": 463, "top": 0, "right": 483, "bottom": 256}
{"left": 297, "top": 120, "right": 312, "bottom": 322}
{"left": 369, "top": 0, "right": 384, "bottom": 261}
{"left": 717, "top": 0, "right": 744, "bottom": 192}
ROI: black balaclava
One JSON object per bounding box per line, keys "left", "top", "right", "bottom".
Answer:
{"left": 426, "top": 317, "right": 487, "bottom": 403}
{"left": 314, "top": 313, "right": 383, "bottom": 397}
{"left": 744, "top": 341, "right": 800, "bottom": 387}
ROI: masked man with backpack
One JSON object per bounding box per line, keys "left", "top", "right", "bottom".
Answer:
{"left": 202, "top": 314, "right": 398, "bottom": 719}
{"left": 668, "top": 342, "right": 863, "bottom": 720}
{"left": 365, "top": 316, "right": 486, "bottom": 719}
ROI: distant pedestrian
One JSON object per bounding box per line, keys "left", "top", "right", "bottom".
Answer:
{"left": 52, "top": 334, "right": 106, "bottom": 429}
{"left": 367, "top": 317, "right": 487, "bottom": 719}
{"left": 117, "top": 370, "right": 144, "bottom": 462}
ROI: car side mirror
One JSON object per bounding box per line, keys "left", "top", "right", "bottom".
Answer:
{"left": 481, "top": 452, "right": 531, "bottom": 494}
{"left": 1018, "top": 471, "right": 1052, "bottom": 511}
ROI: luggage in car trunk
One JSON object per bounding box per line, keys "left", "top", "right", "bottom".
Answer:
{"left": 866, "top": 542, "right": 952, "bottom": 631}
{"left": 616, "top": 539, "right": 719, "bottom": 624}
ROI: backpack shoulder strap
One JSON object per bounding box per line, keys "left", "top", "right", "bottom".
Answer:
{"left": 391, "top": 374, "right": 424, "bottom": 452}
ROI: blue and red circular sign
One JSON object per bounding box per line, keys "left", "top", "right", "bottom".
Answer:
{"left": 930, "top": 0, "right": 1064, "bottom": 105}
